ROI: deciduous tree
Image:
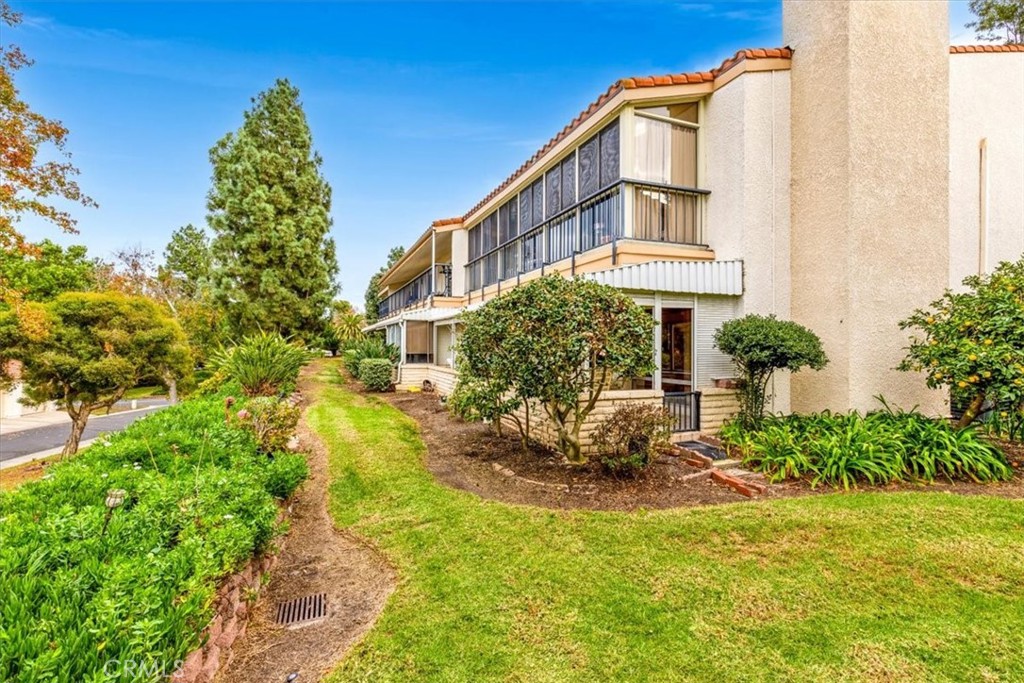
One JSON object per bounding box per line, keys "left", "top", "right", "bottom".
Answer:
{"left": 0, "top": 239, "right": 97, "bottom": 302}
{"left": 207, "top": 79, "right": 338, "bottom": 341}
{"left": 967, "top": 0, "right": 1024, "bottom": 44}
{"left": 1, "top": 292, "right": 192, "bottom": 455}
{"left": 0, "top": 2, "right": 95, "bottom": 259}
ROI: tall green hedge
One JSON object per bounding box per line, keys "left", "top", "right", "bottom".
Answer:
{"left": 0, "top": 390, "right": 307, "bottom": 682}
{"left": 359, "top": 358, "right": 393, "bottom": 392}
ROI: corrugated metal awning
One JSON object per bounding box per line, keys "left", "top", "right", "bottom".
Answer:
{"left": 582, "top": 260, "right": 743, "bottom": 295}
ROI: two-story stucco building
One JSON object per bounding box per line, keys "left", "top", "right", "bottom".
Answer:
{"left": 365, "top": 0, "right": 1024, "bottom": 442}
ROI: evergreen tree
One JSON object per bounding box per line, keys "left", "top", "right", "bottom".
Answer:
{"left": 363, "top": 246, "right": 405, "bottom": 323}
{"left": 163, "top": 223, "right": 212, "bottom": 298}
{"left": 207, "top": 78, "right": 338, "bottom": 341}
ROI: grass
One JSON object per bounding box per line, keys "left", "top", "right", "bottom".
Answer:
{"left": 307, "top": 363, "right": 1024, "bottom": 682}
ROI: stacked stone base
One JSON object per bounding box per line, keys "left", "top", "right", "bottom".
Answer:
{"left": 172, "top": 553, "right": 280, "bottom": 683}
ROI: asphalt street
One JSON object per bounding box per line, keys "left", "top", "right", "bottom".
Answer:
{"left": 0, "top": 405, "right": 167, "bottom": 462}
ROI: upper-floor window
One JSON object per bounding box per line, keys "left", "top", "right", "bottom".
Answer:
{"left": 634, "top": 102, "right": 698, "bottom": 188}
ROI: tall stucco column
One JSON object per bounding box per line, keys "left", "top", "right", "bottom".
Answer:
{"left": 784, "top": 0, "right": 950, "bottom": 415}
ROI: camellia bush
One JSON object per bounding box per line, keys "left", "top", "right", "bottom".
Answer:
{"left": 454, "top": 276, "right": 654, "bottom": 463}
{"left": 899, "top": 257, "right": 1024, "bottom": 429}
{"left": 714, "top": 314, "right": 828, "bottom": 430}
{"left": 0, "top": 389, "right": 307, "bottom": 682}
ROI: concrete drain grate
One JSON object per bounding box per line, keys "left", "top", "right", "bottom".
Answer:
{"left": 275, "top": 593, "right": 328, "bottom": 627}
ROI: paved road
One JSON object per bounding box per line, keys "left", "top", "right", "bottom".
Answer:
{"left": 0, "top": 406, "right": 167, "bottom": 462}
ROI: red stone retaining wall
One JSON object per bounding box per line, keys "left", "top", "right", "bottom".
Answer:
{"left": 172, "top": 553, "right": 279, "bottom": 683}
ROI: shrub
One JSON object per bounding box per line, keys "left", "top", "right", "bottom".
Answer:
{"left": 359, "top": 358, "right": 393, "bottom": 392}
{"left": 456, "top": 276, "right": 655, "bottom": 463}
{"left": 723, "top": 404, "right": 1013, "bottom": 488}
{"left": 592, "top": 404, "right": 674, "bottom": 476}
{"left": 0, "top": 390, "right": 306, "bottom": 682}
{"left": 714, "top": 315, "right": 828, "bottom": 430}
{"left": 342, "top": 337, "right": 398, "bottom": 379}
{"left": 237, "top": 396, "right": 301, "bottom": 453}
{"left": 211, "top": 332, "right": 312, "bottom": 397}
{"left": 263, "top": 452, "right": 310, "bottom": 499}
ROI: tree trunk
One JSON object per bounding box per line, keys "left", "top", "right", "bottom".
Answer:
{"left": 62, "top": 408, "right": 92, "bottom": 458}
{"left": 956, "top": 392, "right": 986, "bottom": 429}
{"left": 167, "top": 378, "right": 178, "bottom": 405}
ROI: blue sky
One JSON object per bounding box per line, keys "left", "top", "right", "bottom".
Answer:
{"left": 11, "top": 1, "right": 979, "bottom": 307}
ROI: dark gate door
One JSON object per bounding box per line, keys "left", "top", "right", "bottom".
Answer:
{"left": 664, "top": 391, "right": 701, "bottom": 432}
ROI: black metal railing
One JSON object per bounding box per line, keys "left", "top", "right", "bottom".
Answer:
{"left": 465, "top": 179, "right": 708, "bottom": 293}
{"left": 378, "top": 263, "right": 453, "bottom": 319}
{"left": 664, "top": 391, "right": 701, "bottom": 432}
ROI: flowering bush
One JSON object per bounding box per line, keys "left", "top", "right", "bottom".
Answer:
{"left": 236, "top": 396, "right": 301, "bottom": 453}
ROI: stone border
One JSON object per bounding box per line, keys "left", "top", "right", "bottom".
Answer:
{"left": 172, "top": 552, "right": 280, "bottom": 683}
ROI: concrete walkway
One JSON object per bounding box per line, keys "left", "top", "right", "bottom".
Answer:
{"left": 0, "top": 403, "right": 169, "bottom": 469}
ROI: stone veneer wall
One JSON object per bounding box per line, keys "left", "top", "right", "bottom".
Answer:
{"left": 699, "top": 388, "right": 741, "bottom": 433}
{"left": 172, "top": 548, "right": 280, "bottom": 682}
{"left": 500, "top": 389, "right": 664, "bottom": 457}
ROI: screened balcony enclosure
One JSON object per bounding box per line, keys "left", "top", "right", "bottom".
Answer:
{"left": 378, "top": 262, "right": 453, "bottom": 319}
{"left": 465, "top": 102, "right": 709, "bottom": 292}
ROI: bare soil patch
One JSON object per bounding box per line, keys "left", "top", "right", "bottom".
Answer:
{"left": 0, "top": 458, "right": 51, "bottom": 491}
{"left": 217, "top": 368, "right": 396, "bottom": 683}
{"left": 384, "top": 391, "right": 1024, "bottom": 511}
{"left": 384, "top": 391, "right": 770, "bottom": 510}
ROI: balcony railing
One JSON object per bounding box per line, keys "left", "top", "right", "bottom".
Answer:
{"left": 466, "top": 180, "right": 708, "bottom": 293}
{"left": 378, "top": 263, "right": 452, "bottom": 319}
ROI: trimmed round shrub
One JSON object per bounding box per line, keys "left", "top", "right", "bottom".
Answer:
{"left": 359, "top": 358, "right": 393, "bottom": 392}
{"left": 592, "top": 403, "right": 674, "bottom": 476}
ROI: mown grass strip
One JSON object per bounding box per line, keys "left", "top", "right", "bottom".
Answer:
{"left": 311, "top": 365, "right": 1024, "bottom": 683}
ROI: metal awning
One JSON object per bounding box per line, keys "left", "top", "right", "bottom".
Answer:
{"left": 582, "top": 259, "right": 743, "bottom": 295}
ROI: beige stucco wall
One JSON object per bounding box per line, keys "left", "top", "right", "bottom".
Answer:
{"left": 949, "top": 51, "right": 1024, "bottom": 287}
{"left": 784, "top": 0, "right": 950, "bottom": 416}
{"left": 705, "top": 69, "right": 793, "bottom": 412}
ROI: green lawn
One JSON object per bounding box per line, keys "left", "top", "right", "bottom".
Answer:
{"left": 309, "top": 364, "right": 1024, "bottom": 683}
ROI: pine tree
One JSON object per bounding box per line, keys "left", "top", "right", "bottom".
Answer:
{"left": 207, "top": 79, "right": 338, "bottom": 341}
{"left": 363, "top": 246, "right": 405, "bottom": 324}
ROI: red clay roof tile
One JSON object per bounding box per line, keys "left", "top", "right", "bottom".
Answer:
{"left": 950, "top": 44, "right": 1024, "bottom": 53}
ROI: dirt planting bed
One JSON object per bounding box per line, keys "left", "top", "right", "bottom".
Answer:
{"left": 384, "top": 391, "right": 1024, "bottom": 511}
{"left": 383, "top": 391, "right": 774, "bottom": 510}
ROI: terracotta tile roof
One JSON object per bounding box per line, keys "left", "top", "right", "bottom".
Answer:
{"left": 461, "top": 47, "right": 792, "bottom": 221}
{"left": 950, "top": 44, "right": 1024, "bottom": 53}
{"left": 431, "top": 217, "right": 462, "bottom": 228}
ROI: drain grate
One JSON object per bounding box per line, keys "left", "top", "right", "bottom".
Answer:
{"left": 275, "top": 593, "right": 328, "bottom": 627}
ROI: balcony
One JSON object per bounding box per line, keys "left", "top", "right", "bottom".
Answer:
{"left": 466, "top": 180, "right": 709, "bottom": 292}
{"left": 378, "top": 263, "right": 452, "bottom": 320}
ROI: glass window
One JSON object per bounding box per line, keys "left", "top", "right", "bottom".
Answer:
{"left": 638, "top": 102, "right": 698, "bottom": 124}
{"left": 634, "top": 116, "right": 697, "bottom": 187}
{"left": 468, "top": 225, "right": 481, "bottom": 261}
{"left": 482, "top": 213, "right": 497, "bottom": 252}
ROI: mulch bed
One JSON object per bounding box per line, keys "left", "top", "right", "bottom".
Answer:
{"left": 383, "top": 390, "right": 1024, "bottom": 511}
{"left": 383, "top": 391, "right": 774, "bottom": 511}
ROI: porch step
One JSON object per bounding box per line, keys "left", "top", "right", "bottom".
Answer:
{"left": 677, "top": 440, "right": 727, "bottom": 462}
{"left": 712, "top": 458, "right": 742, "bottom": 469}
